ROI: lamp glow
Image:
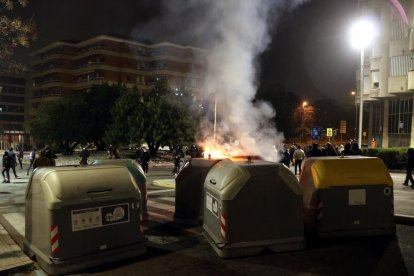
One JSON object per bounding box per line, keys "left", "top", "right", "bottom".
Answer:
{"left": 349, "top": 17, "right": 378, "bottom": 147}
{"left": 350, "top": 19, "right": 377, "bottom": 49}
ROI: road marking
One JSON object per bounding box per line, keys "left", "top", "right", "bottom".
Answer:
{"left": 146, "top": 235, "right": 179, "bottom": 245}
{"left": 148, "top": 189, "right": 175, "bottom": 195}
{"left": 148, "top": 199, "right": 175, "bottom": 211}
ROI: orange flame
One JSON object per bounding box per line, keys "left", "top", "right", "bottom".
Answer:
{"left": 202, "top": 142, "right": 260, "bottom": 161}
{"left": 203, "top": 144, "right": 239, "bottom": 159}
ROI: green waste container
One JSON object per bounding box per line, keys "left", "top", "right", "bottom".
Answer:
{"left": 23, "top": 165, "right": 146, "bottom": 275}
{"left": 203, "top": 159, "right": 305, "bottom": 258}
{"left": 174, "top": 158, "right": 222, "bottom": 225}
{"left": 92, "top": 159, "right": 148, "bottom": 221}
{"left": 300, "top": 156, "right": 395, "bottom": 237}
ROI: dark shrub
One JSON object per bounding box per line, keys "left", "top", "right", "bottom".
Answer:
{"left": 362, "top": 147, "right": 407, "bottom": 169}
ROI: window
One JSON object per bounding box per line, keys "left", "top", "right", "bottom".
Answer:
{"left": 388, "top": 98, "right": 412, "bottom": 134}
{"left": 390, "top": 13, "right": 409, "bottom": 41}
{"left": 390, "top": 55, "right": 414, "bottom": 76}
{"left": 373, "top": 103, "right": 383, "bottom": 134}
{"left": 371, "top": 70, "right": 380, "bottom": 88}
{"left": 363, "top": 75, "right": 370, "bottom": 94}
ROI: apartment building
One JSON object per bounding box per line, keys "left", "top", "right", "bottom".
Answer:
{"left": 30, "top": 35, "right": 207, "bottom": 112}
{"left": 0, "top": 74, "right": 29, "bottom": 149}
{"left": 355, "top": 0, "right": 414, "bottom": 147}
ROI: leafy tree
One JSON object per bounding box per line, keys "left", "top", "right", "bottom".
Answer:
{"left": 26, "top": 84, "right": 123, "bottom": 153}
{"left": 25, "top": 96, "right": 89, "bottom": 154}
{"left": 0, "top": 0, "right": 36, "bottom": 73}
{"left": 105, "top": 86, "right": 139, "bottom": 146}
{"left": 82, "top": 84, "right": 123, "bottom": 150}
{"left": 106, "top": 80, "right": 198, "bottom": 155}
{"left": 292, "top": 102, "right": 316, "bottom": 137}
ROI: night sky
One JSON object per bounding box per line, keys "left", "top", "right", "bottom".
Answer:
{"left": 14, "top": 0, "right": 359, "bottom": 103}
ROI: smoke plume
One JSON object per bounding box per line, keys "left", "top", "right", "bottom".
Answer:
{"left": 133, "top": 0, "right": 303, "bottom": 161}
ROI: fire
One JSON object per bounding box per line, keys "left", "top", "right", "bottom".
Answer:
{"left": 203, "top": 144, "right": 239, "bottom": 159}
{"left": 201, "top": 142, "right": 260, "bottom": 161}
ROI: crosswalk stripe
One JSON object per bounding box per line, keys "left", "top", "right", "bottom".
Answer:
{"left": 155, "top": 197, "right": 175, "bottom": 203}
{"left": 147, "top": 199, "right": 175, "bottom": 210}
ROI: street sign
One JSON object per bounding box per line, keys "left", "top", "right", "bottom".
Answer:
{"left": 327, "top": 128, "right": 333, "bottom": 137}
{"left": 311, "top": 126, "right": 322, "bottom": 140}
{"left": 340, "top": 120, "right": 346, "bottom": 134}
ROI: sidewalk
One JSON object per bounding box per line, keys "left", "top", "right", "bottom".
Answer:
{"left": 0, "top": 165, "right": 414, "bottom": 274}
{"left": 0, "top": 218, "right": 32, "bottom": 274}
{"left": 0, "top": 165, "right": 33, "bottom": 274}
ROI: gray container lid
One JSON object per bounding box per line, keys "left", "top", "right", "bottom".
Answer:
{"left": 28, "top": 165, "right": 140, "bottom": 210}
{"left": 205, "top": 160, "right": 302, "bottom": 200}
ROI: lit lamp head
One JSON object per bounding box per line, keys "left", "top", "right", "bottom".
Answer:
{"left": 349, "top": 18, "right": 378, "bottom": 49}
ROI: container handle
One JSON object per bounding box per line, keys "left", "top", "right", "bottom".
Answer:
{"left": 209, "top": 179, "right": 216, "bottom": 185}
{"left": 87, "top": 188, "right": 113, "bottom": 194}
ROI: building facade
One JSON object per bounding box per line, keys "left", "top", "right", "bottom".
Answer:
{"left": 0, "top": 74, "right": 30, "bottom": 149}
{"left": 356, "top": 0, "right": 414, "bottom": 147}
{"left": 30, "top": 35, "right": 206, "bottom": 113}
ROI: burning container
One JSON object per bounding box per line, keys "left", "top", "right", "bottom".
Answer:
{"left": 174, "top": 157, "right": 222, "bottom": 225}
{"left": 203, "top": 159, "right": 305, "bottom": 258}
{"left": 23, "top": 165, "right": 146, "bottom": 275}
{"left": 92, "top": 159, "right": 148, "bottom": 221}
{"left": 300, "top": 156, "right": 395, "bottom": 238}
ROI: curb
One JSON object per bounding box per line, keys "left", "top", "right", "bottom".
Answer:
{"left": 0, "top": 214, "right": 33, "bottom": 274}
{"left": 394, "top": 214, "right": 414, "bottom": 225}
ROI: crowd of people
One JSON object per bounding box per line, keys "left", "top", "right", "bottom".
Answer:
{"left": 1, "top": 146, "right": 58, "bottom": 182}
{"left": 0, "top": 140, "right": 371, "bottom": 183}
{"left": 279, "top": 140, "right": 364, "bottom": 175}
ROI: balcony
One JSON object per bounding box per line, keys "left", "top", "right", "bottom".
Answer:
{"left": 388, "top": 76, "right": 408, "bottom": 93}
{"left": 408, "top": 70, "right": 414, "bottom": 90}
{"left": 72, "top": 77, "right": 105, "bottom": 89}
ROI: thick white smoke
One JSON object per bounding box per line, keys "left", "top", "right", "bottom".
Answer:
{"left": 132, "top": 0, "right": 303, "bottom": 161}
{"left": 199, "top": 1, "right": 282, "bottom": 161}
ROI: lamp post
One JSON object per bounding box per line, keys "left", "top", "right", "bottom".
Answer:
{"left": 300, "top": 101, "right": 307, "bottom": 144}
{"left": 351, "top": 91, "right": 357, "bottom": 139}
{"left": 350, "top": 19, "right": 377, "bottom": 146}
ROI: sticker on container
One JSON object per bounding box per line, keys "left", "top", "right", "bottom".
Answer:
{"left": 71, "top": 203, "right": 130, "bottom": 232}
{"left": 206, "top": 192, "right": 219, "bottom": 218}
{"left": 102, "top": 204, "right": 129, "bottom": 225}
{"left": 348, "top": 189, "right": 366, "bottom": 206}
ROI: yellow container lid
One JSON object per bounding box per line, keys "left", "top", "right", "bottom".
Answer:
{"left": 310, "top": 157, "right": 393, "bottom": 189}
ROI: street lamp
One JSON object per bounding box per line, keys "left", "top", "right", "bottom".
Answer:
{"left": 350, "top": 91, "right": 357, "bottom": 139}
{"left": 350, "top": 18, "right": 377, "bottom": 146}
{"left": 300, "top": 101, "right": 308, "bottom": 143}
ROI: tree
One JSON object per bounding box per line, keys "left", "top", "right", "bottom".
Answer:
{"left": 25, "top": 96, "right": 89, "bottom": 154}
{"left": 292, "top": 102, "right": 316, "bottom": 138}
{"left": 0, "top": 0, "right": 36, "bottom": 73}
{"left": 106, "top": 80, "right": 198, "bottom": 155}
{"left": 104, "top": 86, "right": 139, "bottom": 146}
{"left": 82, "top": 84, "right": 123, "bottom": 150}
{"left": 25, "top": 84, "right": 123, "bottom": 153}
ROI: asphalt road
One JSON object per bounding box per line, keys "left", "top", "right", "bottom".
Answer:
{"left": 0, "top": 165, "right": 413, "bottom": 275}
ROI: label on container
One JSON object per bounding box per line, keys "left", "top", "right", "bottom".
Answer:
{"left": 206, "top": 192, "right": 219, "bottom": 218}
{"left": 348, "top": 189, "right": 366, "bottom": 206}
{"left": 71, "top": 203, "right": 130, "bottom": 232}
